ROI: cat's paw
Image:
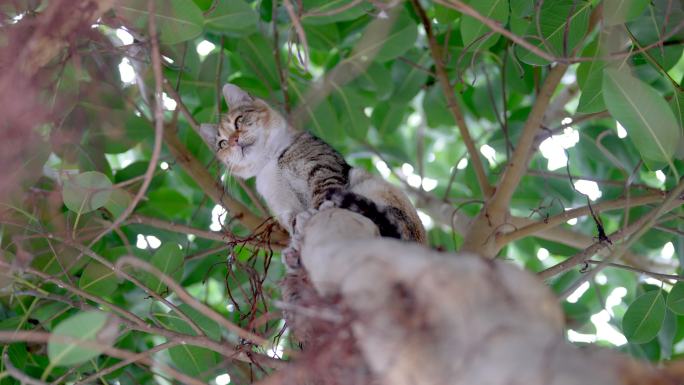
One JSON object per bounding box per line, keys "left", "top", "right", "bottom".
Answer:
{"left": 292, "top": 208, "right": 317, "bottom": 236}
{"left": 281, "top": 246, "right": 302, "bottom": 271}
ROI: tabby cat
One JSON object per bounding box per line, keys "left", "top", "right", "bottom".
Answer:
{"left": 200, "top": 84, "right": 426, "bottom": 250}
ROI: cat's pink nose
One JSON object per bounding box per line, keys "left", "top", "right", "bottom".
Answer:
{"left": 228, "top": 134, "right": 239, "bottom": 146}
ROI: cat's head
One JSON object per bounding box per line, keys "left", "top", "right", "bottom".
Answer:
{"left": 200, "top": 84, "right": 289, "bottom": 178}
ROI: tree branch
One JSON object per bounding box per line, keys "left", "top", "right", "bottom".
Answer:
{"left": 583, "top": 260, "right": 684, "bottom": 282}
{"left": 88, "top": 2, "right": 165, "bottom": 247}
{"left": 558, "top": 179, "right": 684, "bottom": 299}
{"left": 488, "top": 63, "right": 568, "bottom": 216}
{"left": 497, "top": 192, "right": 669, "bottom": 245}
{"left": 410, "top": 0, "right": 493, "bottom": 197}
{"left": 539, "top": 181, "right": 684, "bottom": 282}
{"left": 116, "top": 257, "right": 269, "bottom": 346}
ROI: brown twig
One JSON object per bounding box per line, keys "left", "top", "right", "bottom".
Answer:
{"left": 410, "top": 0, "right": 493, "bottom": 198}
{"left": 87, "top": 0, "right": 165, "bottom": 247}
{"left": 272, "top": 0, "right": 291, "bottom": 113}
{"left": 435, "top": 0, "right": 684, "bottom": 63}
{"left": 116, "top": 257, "right": 268, "bottom": 346}
{"left": 540, "top": 179, "right": 684, "bottom": 287}
{"left": 583, "top": 260, "right": 684, "bottom": 282}
{"left": 497, "top": 193, "right": 669, "bottom": 245}
{"left": 0, "top": 332, "right": 205, "bottom": 385}
{"left": 73, "top": 341, "right": 181, "bottom": 385}
{"left": 283, "top": 0, "right": 310, "bottom": 71}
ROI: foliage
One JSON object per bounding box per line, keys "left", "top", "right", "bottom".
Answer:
{"left": 0, "top": 0, "right": 683, "bottom": 383}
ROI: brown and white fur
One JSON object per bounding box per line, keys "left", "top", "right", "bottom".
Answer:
{"left": 200, "top": 84, "right": 426, "bottom": 255}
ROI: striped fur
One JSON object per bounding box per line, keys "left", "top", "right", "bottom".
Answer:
{"left": 201, "top": 84, "right": 426, "bottom": 244}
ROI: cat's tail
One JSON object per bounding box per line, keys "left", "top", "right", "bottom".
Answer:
{"left": 323, "top": 189, "right": 403, "bottom": 239}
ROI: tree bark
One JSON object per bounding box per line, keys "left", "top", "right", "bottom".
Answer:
{"left": 292, "top": 209, "right": 680, "bottom": 385}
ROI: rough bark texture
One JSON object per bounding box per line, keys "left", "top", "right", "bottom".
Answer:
{"left": 293, "top": 209, "right": 679, "bottom": 385}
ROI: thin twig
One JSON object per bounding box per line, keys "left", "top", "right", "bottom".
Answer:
{"left": 497, "top": 193, "right": 669, "bottom": 245}
{"left": 583, "top": 260, "right": 684, "bottom": 282}
{"left": 116, "top": 257, "right": 269, "bottom": 346}
{"left": 0, "top": 332, "right": 205, "bottom": 385}
{"left": 435, "top": 0, "right": 684, "bottom": 63}
{"left": 87, "top": 0, "right": 165, "bottom": 247}
{"left": 283, "top": 0, "right": 310, "bottom": 71}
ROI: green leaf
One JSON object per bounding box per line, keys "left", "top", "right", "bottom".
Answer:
{"left": 332, "top": 87, "right": 370, "bottom": 141}
{"left": 115, "top": 0, "right": 204, "bottom": 45}
{"left": 602, "top": 68, "right": 681, "bottom": 169}
{"left": 301, "top": 0, "right": 371, "bottom": 24}
{"left": 305, "top": 23, "right": 341, "bottom": 51}
{"left": 62, "top": 171, "right": 113, "bottom": 213}
{"left": 460, "top": 0, "right": 508, "bottom": 50}
{"left": 373, "top": 11, "right": 417, "bottom": 62}
{"left": 435, "top": 4, "right": 460, "bottom": 24}
{"left": 391, "top": 50, "right": 429, "bottom": 103}
{"left": 143, "top": 243, "right": 184, "bottom": 294}
{"left": 622, "top": 290, "right": 666, "bottom": 344}
{"left": 517, "top": 0, "right": 591, "bottom": 65}
{"left": 669, "top": 90, "right": 684, "bottom": 160}
{"left": 104, "top": 188, "right": 131, "bottom": 218}
{"left": 603, "top": 0, "right": 650, "bottom": 25}
{"left": 236, "top": 34, "right": 279, "bottom": 88}
{"left": 372, "top": 102, "right": 406, "bottom": 136}
{"left": 176, "top": 304, "right": 221, "bottom": 341}
{"left": 79, "top": 261, "right": 118, "bottom": 297}
{"left": 658, "top": 309, "right": 677, "bottom": 359}
{"left": 48, "top": 311, "right": 109, "bottom": 366}
{"left": 204, "top": 0, "right": 257, "bottom": 35}
{"left": 144, "top": 188, "right": 191, "bottom": 219}
{"left": 576, "top": 37, "right": 606, "bottom": 113}
{"left": 423, "top": 85, "right": 453, "bottom": 128}
{"left": 666, "top": 282, "right": 684, "bottom": 315}
{"left": 155, "top": 309, "right": 217, "bottom": 377}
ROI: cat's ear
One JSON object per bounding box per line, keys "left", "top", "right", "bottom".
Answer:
{"left": 223, "top": 83, "right": 253, "bottom": 107}
{"left": 199, "top": 123, "right": 218, "bottom": 146}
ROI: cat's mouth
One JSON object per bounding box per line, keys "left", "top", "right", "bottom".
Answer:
{"left": 237, "top": 141, "right": 255, "bottom": 156}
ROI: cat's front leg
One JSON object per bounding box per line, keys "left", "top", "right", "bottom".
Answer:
{"left": 281, "top": 208, "right": 318, "bottom": 271}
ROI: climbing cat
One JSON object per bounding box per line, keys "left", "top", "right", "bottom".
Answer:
{"left": 200, "top": 84, "right": 426, "bottom": 252}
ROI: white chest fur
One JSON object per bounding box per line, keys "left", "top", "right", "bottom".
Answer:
{"left": 256, "top": 160, "right": 305, "bottom": 231}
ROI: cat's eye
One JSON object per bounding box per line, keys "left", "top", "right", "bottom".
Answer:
{"left": 234, "top": 115, "right": 243, "bottom": 129}
{"left": 218, "top": 139, "right": 229, "bottom": 149}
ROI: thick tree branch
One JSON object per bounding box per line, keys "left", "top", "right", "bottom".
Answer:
{"left": 291, "top": 209, "right": 678, "bottom": 385}
{"left": 410, "top": 0, "right": 493, "bottom": 197}
{"left": 488, "top": 63, "right": 568, "bottom": 216}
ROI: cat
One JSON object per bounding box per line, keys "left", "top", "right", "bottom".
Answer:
{"left": 200, "top": 84, "right": 426, "bottom": 255}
